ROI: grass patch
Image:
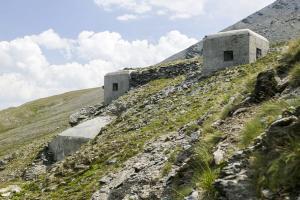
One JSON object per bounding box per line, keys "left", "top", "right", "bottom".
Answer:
{"left": 240, "top": 98, "right": 300, "bottom": 147}
{"left": 283, "top": 39, "right": 300, "bottom": 64}
{"left": 252, "top": 125, "right": 300, "bottom": 196}
{"left": 289, "top": 63, "right": 300, "bottom": 87}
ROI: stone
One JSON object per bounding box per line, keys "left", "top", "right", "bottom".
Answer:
{"left": 92, "top": 131, "right": 198, "bottom": 200}
{"left": 106, "top": 158, "right": 117, "bottom": 165}
{"left": 184, "top": 190, "right": 199, "bottom": 200}
{"left": 233, "top": 107, "right": 248, "bottom": 116}
{"left": 213, "top": 148, "right": 225, "bottom": 165}
{"left": 0, "top": 185, "right": 21, "bottom": 197}
{"left": 212, "top": 120, "right": 224, "bottom": 128}
{"left": 0, "top": 159, "right": 6, "bottom": 171}
{"left": 252, "top": 70, "right": 278, "bottom": 102}
{"left": 261, "top": 189, "right": 274, "bottom": 199}
{"left": 23, "top": 164, "right": 46, "bottom": 181}
{"left": 69, "top": 105, "right": 104, "bottom": 126}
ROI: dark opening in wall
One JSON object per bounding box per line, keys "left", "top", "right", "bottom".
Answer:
{"left": 224, "top": 51, "right": 234, "bottom": 61}
{"left": 256, "top": 48, "right": 262, "bottom": 59}
{"left": 112, "top": 83, "right": 118, "bottom": 91}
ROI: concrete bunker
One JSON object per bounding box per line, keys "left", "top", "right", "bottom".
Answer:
{"left": 203, "top": 29, "right": 269, "bottom": 75}
{"left": 48, "top": 116, "right": 113, "bottom": 162}
{"left": 104, "top": 70, "right": 132, "bottom": 105}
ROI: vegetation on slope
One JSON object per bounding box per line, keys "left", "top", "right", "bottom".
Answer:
{"left": 11, "top": 49, "right": 283, "bottom": 199}
{"left": 0, "top": 88, "right": 102, "bottom": 184}
{"left": 247, "top": 39, "right": 300, "bottom": 197}
{"left": 4, "top": 39, "right": 300, "bottom": 199}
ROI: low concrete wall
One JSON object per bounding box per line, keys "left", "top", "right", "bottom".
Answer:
{"left": 48, "top": 116, "right": 113, "bottom": 161}
{"left": 129, "top": 59, "right": 201, "bottom": 87}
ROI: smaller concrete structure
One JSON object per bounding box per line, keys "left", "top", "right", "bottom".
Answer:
{"left": 203, "top": 29, "right": 269, "bottom": 75}
{"left": 48, "top": 116, "right": 113, "bottom": 161}
{"left": 104, "top": 70, "right": 132, "bottom": 105}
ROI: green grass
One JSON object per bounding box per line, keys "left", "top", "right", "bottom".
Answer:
{"left": 240, "top": 98, "right": 300, "bottom": 147}
{"left": 12, "top": 51, "right": 281, "bottom": 199}
{"left": 283, "top": 39, "right": 300, "bottom": 64}
{"left": 252, "top": 124, "right": 300, "bottom": 196}
{"left": 289, "top": 63, "right": 300, "bottom": 87}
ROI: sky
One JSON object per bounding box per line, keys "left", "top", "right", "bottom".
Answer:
{"left": 0, "top": 0, "right": 275, "bottom": 110}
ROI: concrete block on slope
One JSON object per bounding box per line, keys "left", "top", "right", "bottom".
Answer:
{"left": 49, "top": 116, "right": 113, "bottom": 161}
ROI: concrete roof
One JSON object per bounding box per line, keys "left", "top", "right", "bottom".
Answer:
{"left": 204, "top": 29, "right": 269, "bottom": 42}
{"left": 59, "top": 116, "right": 114, "bottom": 139}
{"left": 105, "top": 70, "right": 133, "bottom": 77}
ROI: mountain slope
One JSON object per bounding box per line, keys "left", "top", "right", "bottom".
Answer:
{"left": 7, "top": 39, "right": 299, "bottom": 199}
{"left": 163, "top": 0, "right": 300, "bottom": 63}
{"left": 0, "top": 87, "right": 102, "bottom": 181}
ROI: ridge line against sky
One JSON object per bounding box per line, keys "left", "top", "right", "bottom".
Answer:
{"left": 0, "top": 0, "right": 275, "bottom": 109}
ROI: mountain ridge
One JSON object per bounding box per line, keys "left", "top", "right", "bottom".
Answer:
{"left": 163, "top": 0, "right": 300, "bottom": 63}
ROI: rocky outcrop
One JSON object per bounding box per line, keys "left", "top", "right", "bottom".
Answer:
{"left": 252, "top": 69, "right": 279, "bottom": 102}
{"left": 92, "top": 131, "right": 200, "bottom": 200}
{"left": 215, "top": 148, "right": 258, "bottom": 200}
{"left": 0, "top": 185, "right": 21, "bottom": 198}
{"left": 69, "top": 104, "right": 104, "bottom": 126}
{"left": 215, "top": 107, "right": 300, "bottom": 200}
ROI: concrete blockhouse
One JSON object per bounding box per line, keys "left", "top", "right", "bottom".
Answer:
{"left": 203, "top": 29, "right": 269, "bottom": 75}
{"left": 104, "top": 70, "right": 132, "bottom": 105}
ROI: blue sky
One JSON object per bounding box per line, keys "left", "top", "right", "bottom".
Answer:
{"left": 0, "top": 0, "right": 275, "bottom": 109}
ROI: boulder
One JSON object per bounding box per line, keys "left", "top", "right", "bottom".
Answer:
{"left": 0, "top": 185, "right": 21, "bottom": 198}
{"left": 69, "top": 105, "right": 104, "bottom": 126}
{"left": 252, "top": 70, "right": 278, "bottom": 102}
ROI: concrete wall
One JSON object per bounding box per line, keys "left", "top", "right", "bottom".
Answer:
{"left": 203, "top": 29, "right": 269, "bottom": 75}
{"left": 104, "top": 71, "right": 131, "bottom": 105}
{"left": 249, "top": 34, "right": 270, "bottom": 63}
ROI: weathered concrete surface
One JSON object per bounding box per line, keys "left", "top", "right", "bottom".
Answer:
{"left": 104, "top": 71, "right": 132, "bottom": 105}
{"left": 49, "top": 116, "right": 113, "bottom": 161}
{"left": 203, "top": 29, "right": 269, "bottom": 75}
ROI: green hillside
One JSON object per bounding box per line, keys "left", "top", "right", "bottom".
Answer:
{"left": 0, "top": 87, "right": 103, "bottom": 182}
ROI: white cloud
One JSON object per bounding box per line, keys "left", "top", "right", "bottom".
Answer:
{"left": 94, "top": 0, "right": 206, "bottom": 20}
{"left": 117, "top": 14, "right": 138, "bottom": 21}
{"left": 0, "top": 29, "right": 197, "bottom": 109}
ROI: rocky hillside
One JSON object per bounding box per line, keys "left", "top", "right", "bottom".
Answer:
{"left": 0, "top": 87, "right": 103, "bottom": 182}
{"left": 0, "top": 38, "right": 298, "bottom": 199}
{"left": 163, "top": 0, "right": 300, "bottom": 63}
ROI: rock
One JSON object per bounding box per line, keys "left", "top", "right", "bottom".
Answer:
{"left": 213, "top": 148, "right": 225, "bottom": 165}
{"left": 69, "top": 104, "right": 104, "bottom": 126}
{"left": 0, "top": 160, "right": 6, "bottom": 171}
{"left": 261, "top": 189, "right": 274, "bottom": 199}
{"left": 92, "top": 131, "right": 197, "bottom": 200}
{"left": 232, "top": 107, "right": 248, "bottom": 116}
{"left": 252, "top": 70, "right": 279, "bottom": 102}
{"left": 106, "top": 158, "right": 117, "bottom": 165}
{"left": 23, "top": 164, "right": 46, "bottom": 181}
{"left": 212, "top": 120, "right": 224, "bottom": 128}
{"left": 74, "top": 164, "right": 89, "bottom": 170}
{"left": 0, "top": 185, "right": 21, "bottom": 197}
{"left": 184, "top": 190, "right": 199, "bottom": 200}
{"left": 99, "top": 176, "right": 112, "bottom": 184}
